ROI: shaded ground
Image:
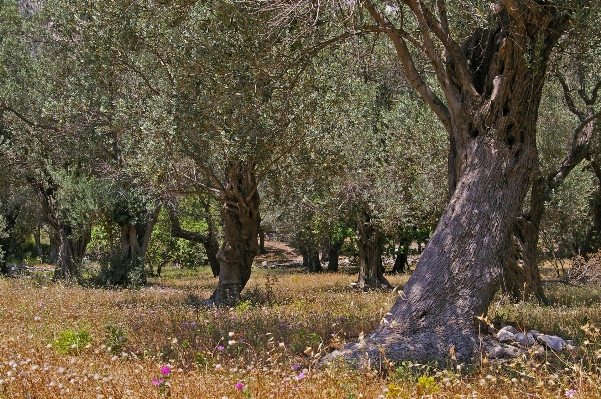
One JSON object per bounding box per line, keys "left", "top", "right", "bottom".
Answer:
{"left": 254, "top": 240, "right": 303, "bottom": 267}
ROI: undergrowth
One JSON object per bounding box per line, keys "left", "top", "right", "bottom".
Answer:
{"left": 0, "top": 268, "right": 600, "bottom": 398}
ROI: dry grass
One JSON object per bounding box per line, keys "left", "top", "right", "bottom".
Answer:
{"left": 1, "top": 265, "right": 601, "bottom": 398}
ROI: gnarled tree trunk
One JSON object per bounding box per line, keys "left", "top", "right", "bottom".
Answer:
{"left": 323, "top": 1, "right": 569, "bottom": 366}
{"left": 356, "top": 217, "right": 390, "bottom": 289}
{"left": 117, "top": 205, "right": 161, "bottom": 283}
{"left": 327, "top": 239, "right": 343, "bottom": 272}
{"left": 392, "top": 237, "right": 410, "bottom": 274}
{"left": 210, "top": 162, "right": 261, "bottom": 306}
{"left": 53, "top": 225, "right": 90, "bottom": 280}
{"left": 300, "top": 244, "right": 323, "bottom": 272}
{"left": 504, "top": 90, "right": 599, "bottom": 303}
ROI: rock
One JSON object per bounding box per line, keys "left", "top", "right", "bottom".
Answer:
{"left": 537, "top": 335, "right": 566, "bottom": 352}
{"left": 499, "top": 325, "right": 519, "bottom": 335}
{"left": 496, "top": 329, "right": 516, "bottom": 343}
{"left": 481, "top": 337, "right": 520, "bottom": 359}
{"left": 514, "top": 332, "right": 535, "bottom": 347}
{"left": 261, "top": 261, "right": 268, "bottom": 267}
{"left": 529, "top": 330, "right": 540, "bottom": 339}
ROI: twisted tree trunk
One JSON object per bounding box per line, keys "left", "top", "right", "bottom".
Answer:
{"left": 356, "top": 217, "right": 390, "bottom": 289}
{"left": 322, "top": 1, "right": 569, "bottom": 366}
{"left": 210, "top": 162, "right": 261, "bottom": 306}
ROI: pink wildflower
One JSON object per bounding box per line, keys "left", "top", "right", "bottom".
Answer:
{"left": 565, "top": 389, "right": 577, "bottom": 398}
{"left": 295, "top": 372, "right": 306, "bottom": 381}
{"left": 160, "top": 366, "right": 171, "bottom": 376}
{"left": 152, "top": 378, "right": 164, "bottom": 386}
{"left": 235, "top": 381, "right": 244, "bottom": 391}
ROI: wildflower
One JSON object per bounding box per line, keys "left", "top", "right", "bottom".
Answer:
{"left": 235, "top": 381, "right": 244, "bottom": 391}
{"left": 152, "top": 378, "right": 164, "bottom": 386}
{"left": 216, "top": 345, "right": 225, "bottom": 351}
{"left": 160, "top": 366, "right": 171, "bottom": 376}
{"left": 292, "top": 364, "right": 300, "bottom": 371}
{"left": 229, "top": 331, "right": 235, "bottom": 337}
{"left": 295, "top": 372, "right": 306, "bottom": 381}
{"left": 566, "top": 389, "right": 577, "bottom": 397}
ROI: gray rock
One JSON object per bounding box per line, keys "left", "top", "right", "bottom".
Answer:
{"left": 514, "top": 332, "right": 535, "bottom": 346}
{"left": 537, "top": 335, "right": 566, "bottom": 352}
{"left": 529, "top": 330, "right": 540, "bottom": 339}
{"left": 481, "top": 337, "right": 520, "bottom": 359}
{"left": 499, "top": 325, "right": 519, "bottom": 335}
{"left": 496, "top": 329, "right": 516, "bottom": 343}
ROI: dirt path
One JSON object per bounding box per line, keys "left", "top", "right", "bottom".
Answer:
{"left": 254, "top": 240, "right": 303, "bottom": 266}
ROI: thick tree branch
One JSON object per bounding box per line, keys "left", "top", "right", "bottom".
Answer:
{"left": 166, "top": 202, "right": 208, "bottom": 244}
{"left": 406, "top": 0, "right": 477, "bottom": 102}
{"left": 363, "top": 0, "right": 451, "bottom": 132}
{"left": 546, "top": 108, "right": 601, "bottom": 194}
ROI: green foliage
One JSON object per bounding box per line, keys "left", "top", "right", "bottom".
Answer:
{"left": 0, "top": 213, "right": 6, "bottom": 263}
{"left": 416, "top": 376, "right": 440, "bottom": 396}
{"left": 53, "top": 328, "right": 92, "bottom": 355}
{"left": 92, "top": 254, "right": 146, "bottom": 288}
{"left": 105, "top": 324, "right": 128, "bottom": 355}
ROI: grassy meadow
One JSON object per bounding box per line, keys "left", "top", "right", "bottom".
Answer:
{"left": 1, "top": 262, "right": 601, "bottom": 398}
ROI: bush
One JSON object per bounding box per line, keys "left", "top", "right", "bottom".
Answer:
{"left": 91, "top": 253, "right": 146, "bottom": 288}
{"left": 53, "top": 329, "right": 92, "bottom": 355}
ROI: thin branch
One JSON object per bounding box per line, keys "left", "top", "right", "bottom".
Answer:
{"left": 117, "top": 58, "right": 162, "bottom": 96}
{"left": 1, "top": 101, "right": 60, "bottom": 132}
{"left": 248, "top": 128, "right": 309, "bottom": 202}
{"left": 557, "top": 72, "right": 585, "bottom": 120}
{"left": 287, "top": 31, "right": 354, "bottom": 92}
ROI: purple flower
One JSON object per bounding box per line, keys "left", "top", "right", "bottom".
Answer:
{"left": 216, "top": 345, "right": 224, "bottom": 351}
{"left": 235, "top": 381, "right": 244, "bottom": 391}
{"left": 160, "top": 366, "right": 171, "bottom": 376}
{"left": 189, "top": 322, "right": 196, "bottom": 328}
{"left": 295, "top": 372, "right": 306, "bottom": 381}
{"left": 565, "top": 389, "right": 577, "bottom": 398}
{"left": 292, "top": 364, "right": 300, "bottom": 371}
{"left": 152, "top": 378, "right": 164, "bottom": 386}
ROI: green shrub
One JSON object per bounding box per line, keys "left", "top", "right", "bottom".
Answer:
{"left": 91, "top": 254, "right": 146, "bottom": 288}
{"left": 54, "top": 328, "right": 92, "bottom": 355}
{"left": 105, "top": 324, "right": 128, "bottom": 354}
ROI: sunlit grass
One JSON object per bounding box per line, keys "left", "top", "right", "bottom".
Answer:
{"left": 0, "top": 265, "right": 600, "bottom": 398}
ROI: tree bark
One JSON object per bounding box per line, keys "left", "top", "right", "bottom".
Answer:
{"left": 322, "top": 2, "right": 570, "bottom": 366}
{"left": 33, "top": 180, "right": 91, "bottom": 281}
{"left": 327, "top": 239, "right": 343, "bottom": 272}
{"left": 392, "top": 238, "right": 410, "bottom": 274}
{"left": 356, "top": 217, "right": 391, "bottom": 289}
{"left": 34, "top": 225, "right": 46, "bottom": 263}
{"left": 504, "top": 86, "right": 599, "bottom": 302}
{"left": 300, "top": 245, "right": 323, "bottom": 272}
{"left": 258, "top": 227, "right": 267, "bottom": 255}
{"left": 53, "top": 225, "right": 90, "bottom": 280}
{"left": 210, "top": 162, "right": 261, "bottom": 306}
